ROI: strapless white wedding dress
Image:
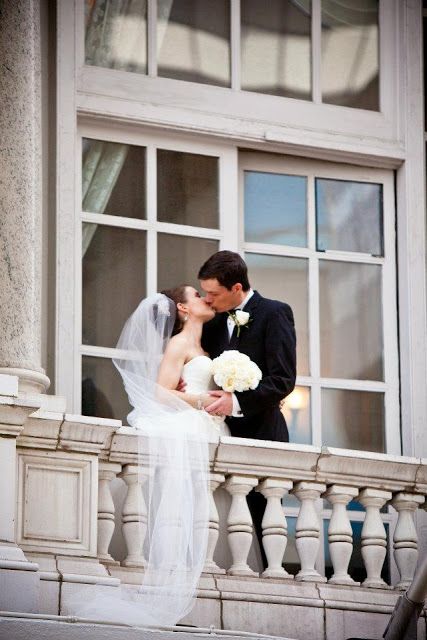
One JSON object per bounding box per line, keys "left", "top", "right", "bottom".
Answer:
{"left": 182, "top": 355, "right": 231, "bottom": 437}
{"left": 181, "top": 356, "right": 263, "bottom": 576}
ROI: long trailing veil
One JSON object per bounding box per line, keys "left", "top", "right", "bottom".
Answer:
{"left": 69, "top": 294, "right": 210, "bottom": 627}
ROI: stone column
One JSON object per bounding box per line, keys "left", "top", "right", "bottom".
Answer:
{"left": 0, "top": 0, "right": 49, "bottom": 393}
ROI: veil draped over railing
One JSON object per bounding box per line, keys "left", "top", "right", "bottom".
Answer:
{"left": 70, "top": 294, "right": 209, "bottom": 627}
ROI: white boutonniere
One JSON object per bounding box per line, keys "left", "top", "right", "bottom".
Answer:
{"left": 228, "top": 309, "right": 252, "bottom": 337}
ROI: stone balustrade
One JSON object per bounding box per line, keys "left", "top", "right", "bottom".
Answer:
{"left": 1, "top": 378, "right": 427, "bottom": 639}
{"left": 100, "top": 432, "right": 427, "bottom": 592}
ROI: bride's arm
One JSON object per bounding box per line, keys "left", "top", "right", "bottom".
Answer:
{"left": 157, "top": 340, "right": 214, "bottom": 410}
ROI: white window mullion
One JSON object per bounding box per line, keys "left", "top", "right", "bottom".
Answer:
{"left": 230, "top": 0, "right": 241, "bottom": 91}
{"left": 146, "top": 144, "right": 157, "bottom": 295}
{"left": 382, "top": 174, "right": 400, "bottom": 454}
{"left": 147, "top": 0, "right": 157, "bottom": 78}
{"left": 75, "top": 134, "right": 83, "bottom": 413}
{"left": 81, "top": 211, "right": 149, "bottom": 231}
{"left": 221, "top": 147, "right": 239, "bottom": 251}
{"left": 309, "top": 257, "right": 322, "bottom": 447}
{"left": 75, "top": 0, "right": 85, "bottom": 69}
{"left": 311, "top": 0, "right": 322, "bottom": 104}
{"left": 308, "top": 170, "right": 322, "bottom": 446}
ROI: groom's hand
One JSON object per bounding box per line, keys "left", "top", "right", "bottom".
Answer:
{"left": 176, "top": 377, "right": 187, "bottom": 392}
{"left": 206, "top": 390, "right": 233, "bottom": 416}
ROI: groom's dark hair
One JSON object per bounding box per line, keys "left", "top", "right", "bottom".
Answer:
{"left": 198, "top": 251, "right": 250, "bottom": 291}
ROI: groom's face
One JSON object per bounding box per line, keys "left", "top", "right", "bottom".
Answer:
{"left": 200, "top": 278, "right": 242, "bottom": 313}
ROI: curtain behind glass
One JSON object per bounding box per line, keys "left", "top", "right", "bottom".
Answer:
{"left": 85, "top": 0, "right": 147, "bottom": 73}
{"left": 82, "top": 140, "right": 129, "bottom": 256}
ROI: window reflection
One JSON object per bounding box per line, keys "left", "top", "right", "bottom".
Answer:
{"left": 244, "top": 171, "right": 307, "bottom": 247}
{"left": 157, "top": 0, "right": 230, "bottom": 87}
{"left": 82, "top": 139, "right": 146, "bottom": 220}
{"left": 245, "top": 253, "right": 309, "bottom": 375}
{"left": 83, "top": 225, "right": 147, "bottom": 347}
{"left": 157, "top": 149, "right": 219, "bottom": 228}
{"left": 316, "top": 178, "right": 383, "bottom": 255}
{"left": 322, "top": 388, "right": 385, "bottom": 453}
{"left": 321, "top": 0, "right": 379, "bottom": 110}
{"left": 82, "top": 356, "right": 131, "bottom": 422}
{"left": 281, "top": 386, "right": 311, "bottom": 444}
{"left": 157, "top": 233, "right": 218, "bottom": 291}
{"left": 319, "top": 261, "right": 383, "bottom": 381}
{"left": 85, "top": 0, "right": 147, "bottom": 73}
{"left": 241, "top": 0, "right": 311, "bottom": 100}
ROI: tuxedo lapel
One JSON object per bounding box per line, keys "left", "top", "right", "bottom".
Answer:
{"left": 217, "top": 313, "right": 230, "bottom": 354}
{"left": 227, "top": 291, "right": 262, "bottom": 350}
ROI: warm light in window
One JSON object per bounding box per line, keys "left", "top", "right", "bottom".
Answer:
{"left": 285, "top": 388, "right": 307, "bottom": 411}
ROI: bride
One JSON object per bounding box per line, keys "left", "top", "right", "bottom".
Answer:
{"left": 70, "top": 286, "right": 229, "bottom": 628}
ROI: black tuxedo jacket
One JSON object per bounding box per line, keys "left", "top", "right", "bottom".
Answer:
{"left": 202, "top": 291, "right": 296, "bottom": 442}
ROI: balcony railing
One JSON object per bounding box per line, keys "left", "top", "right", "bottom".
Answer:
{"left": 1, "top": 376, "right": 426, "bottom": 639}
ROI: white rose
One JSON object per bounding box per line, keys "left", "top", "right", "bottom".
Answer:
{"left": 234, "top": 310, "right": 250, "bottom": 326}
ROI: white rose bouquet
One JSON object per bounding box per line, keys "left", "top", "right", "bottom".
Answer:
{"left": 212, "top": 350, "right": 262, "bottom": 393}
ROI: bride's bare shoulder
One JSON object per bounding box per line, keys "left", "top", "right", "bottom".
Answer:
{"left": 163, "top": 333, "right": 188, "bottom": 359}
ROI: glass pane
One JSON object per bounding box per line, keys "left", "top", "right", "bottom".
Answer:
{"left": 82, "top": 356, "right": 131, "bottom": 422}
{"left": 245, "top": 254, "right": 309, "bottom": 375}
{"left": 157, "top": 0, "right": 230, "bottom": 87}
{"left": 322, "top": 388, "right": 385, "bottom": 452}
{"left": 281, "top": 387, "right": 311, "bottom": 445}
{"left": 157, "top": 150, "right": 219, "bottom": 228}
{"left": 316, "top": 178, "right": 383, "bottom": 255}
{"left": 244, "top": 172, "right": 307, "bottom": 247}
{"left": 241, "top": 0, "right": 311, "bottom": 100}
{"left": 83, "top": 225, "right": 146, "bottom": 347}
{"left": 85, "top": 0, "right": 147, "bottom": 73}
{"left": 324, "top": 520, "right": 390, "bottom": 584}
{"left": 319, "top": 261, "right": 383, "bottom": 380}
{"left": 157, "top": 234, "right": 219, "bottom": 291}
{"left": 82, "top": 139, "right": 146, "bottom": 219}
{"left": 321, "top": 0, "right": 379, "bottom": 110}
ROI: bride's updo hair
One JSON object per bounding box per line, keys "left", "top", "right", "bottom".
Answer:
{"left": 161, "top": 285, "right": 190, "bottom": 336}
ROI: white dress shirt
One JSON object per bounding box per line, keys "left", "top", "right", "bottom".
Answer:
{"left": 229, "top": 289, "right": 254, "bottom": 417}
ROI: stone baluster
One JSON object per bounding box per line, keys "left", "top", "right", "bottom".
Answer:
{"left": 204, "top": 473, "right": 226, "bottom": 574}
{"left": 97, "top": 462, "right": 121, "bottom": 564}
{"left": 120, "top": 464, "right": 149, "bottom": 567}
{"left": 323, "top": 485, "right": 359, "bottom": 586}
{"left": 391, "top": 492, "right": 424, "bottom": 590}
{"left": 257, "top": 478, "right": 293, "bottom": 579}
{"left": 358, "top": 488, "right": 392, "bottom": 588}
{"left": 292, "top": 481, "right": 327, "bottom": 582}
{"left": 225, "top": 475, "right": 259, "bottom": 576}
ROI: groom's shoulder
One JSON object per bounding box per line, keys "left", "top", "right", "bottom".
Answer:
{"left": 256, "top": 292, "right": 293, "bottom": 315}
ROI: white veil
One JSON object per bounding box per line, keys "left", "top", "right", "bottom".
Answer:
{"left": 70, "top": 294, "right": 209, "bottom": 627}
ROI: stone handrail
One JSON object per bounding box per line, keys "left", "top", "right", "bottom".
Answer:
{"left": 1, "top": 378, "right": 426, "bottom": 629}
{"left": 103, "top": 428, "right": 427, "bottom": 590}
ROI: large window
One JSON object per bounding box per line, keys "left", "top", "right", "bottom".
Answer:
{"left": 241, "top": 152, "right": 398, "bottom": 454}
{"left": 84, "top": 0, "right": 379, "bottom": 110}
{"left": 79, "top": 129, "right": 235, "bottom": 420}
{"left": 77, "top": 136, "right": 399, "bottom": 456}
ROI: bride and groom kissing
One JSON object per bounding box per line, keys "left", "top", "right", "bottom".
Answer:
{"left": 72, "top": 250, "right": 296, "bottom": 627}
{"left": 158, "top": 249, "right": 296, "bottom": 439}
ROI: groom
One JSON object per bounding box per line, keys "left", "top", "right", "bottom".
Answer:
{"left": 199, "top": 251, "right": 296, "bottom": 567}
{"left": 199, "top": 250, "right": 296, "bottom": 441}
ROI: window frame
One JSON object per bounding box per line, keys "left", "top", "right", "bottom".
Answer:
{"left": 56, "top": 0, "right": 427, "bottom": 459}
{"left": 72, "top": 123, "right": 239, "bottom": 412}
{"left": 239, "top": 152, "right": 400, "bottom": 455}
{"left": 75, "top": 0, "right": 399, "bottom": 144}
